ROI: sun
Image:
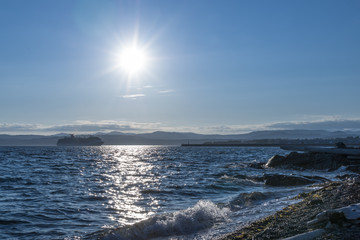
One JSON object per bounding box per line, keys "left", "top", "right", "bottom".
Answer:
{"left": 118, "top": 45, "right": 147, "bottom": 74}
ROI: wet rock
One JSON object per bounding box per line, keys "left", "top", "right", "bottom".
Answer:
{"left": 264, "top": 155, "right": 285, "bottom": 168}
{"left": 264, "top": 174, "right": 317, "bottom": 186}
{"left": 247, "top": 162, "right": 264, "bottom": 169}
{"left": 265, "top": 152, "right": 349, "bottom": 171}
{"left": 230, "top": 192, "right": 270, "bottom": 209}
{"left": 241, "top": 191, "right": 268, "bottom": 202}
{"left": 246, "top": 175, "right": 265, "bottom": 182}
{"left": 346, "top": 165, "right": 360, "bottom": 174}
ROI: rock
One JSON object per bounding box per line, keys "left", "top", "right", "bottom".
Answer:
{"left": 282, "top": 229, "right": 325, "bottom": 240}
{"left": 264, "top": 155, "right": 285, "bottom": 168}
{"left": 307, "top": 203, "right": 360, "bottom": 229}
{"left": 337, "top": 174, "right": 359, "bottom": 180}
{"left": 336, "top": 142, "right": 347, "bottom": 148}
{"left": 241, "top": 191, "right": 268, "bottom": 202}
{"left": 264, "top": 174, "right": 317, "bottom": 186}
{"left": 265, "top": 152, "right": 349, "bottom": 171}
{"left": 247, "top": 162, "right": 264, "bottom": 169}
{"left": 335, "top": 203, "right": 360, "bottom": 221}
{"left": 346, "top": 165, "right": 360, "bottom": 174}
{"left": 328, "top": 211, "right": 347, "bottom": 226}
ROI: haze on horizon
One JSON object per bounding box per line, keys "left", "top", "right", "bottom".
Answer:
{"left": 1, "top": 0, "right": 360, "bottom": 135}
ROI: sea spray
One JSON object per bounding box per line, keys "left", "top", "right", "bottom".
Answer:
{"left": 99, "top": 200, "right": 230, "bottom": 240}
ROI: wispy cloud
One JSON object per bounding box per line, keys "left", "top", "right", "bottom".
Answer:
{"left": 0, "top": 123, "right": 42, "bottom": 132}
{"left": 122, "top": 94, "right": 145, "bottom": 99}
{"left": 158, "top": 89, "right": 174, "bottom": 94}
{"left": 196, "top": 124, "right": 269, "bottom": 134}
{"left": 1, "top": 118, "right": 360, "bottom": 135}
{"left": 266, "top": 119, "right": 360, "bottom": 131}
{"left": 0, "top": 121, "right": 163, "bottom": 135}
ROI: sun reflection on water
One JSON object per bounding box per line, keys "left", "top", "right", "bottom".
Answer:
{"left": 95, "top": 146, "right": 162, "bottom": 225}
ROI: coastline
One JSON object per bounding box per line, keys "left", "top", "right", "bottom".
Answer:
{"left": 218, "top": 178, "right": 360, "bottom": 240}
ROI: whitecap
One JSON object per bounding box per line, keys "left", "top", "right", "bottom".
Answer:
{"left": 96, "top": 200, "right": 230, "bottom": 240}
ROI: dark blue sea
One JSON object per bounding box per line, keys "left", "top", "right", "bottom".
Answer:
{"left": 0, "top": 146, "right": 345, "bottom": 239}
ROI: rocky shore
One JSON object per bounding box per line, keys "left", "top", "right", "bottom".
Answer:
{"left": 219, "top": 150, "right": 360, "bottom": 240}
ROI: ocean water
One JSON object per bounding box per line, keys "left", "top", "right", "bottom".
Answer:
{"left": 0, "top": 146, "right": 345, "bottom": 240}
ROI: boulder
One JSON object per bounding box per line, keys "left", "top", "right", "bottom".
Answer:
{"left": 248, "top": 162, "right": 265, "bottom": 169}
{"left": 264, "top": 155, "right": 285, "bottom": 168}
{"left": 307, "top": 203, "right": 360, "bottom": 229}
{"left": 264, "top": 174, "right": 318, "bottom": 186}
{"left": 265, "top": 152, "right": 349, "bottom": 171}
{"left": 241, "top": 191, "right": 268, "bottom": 202}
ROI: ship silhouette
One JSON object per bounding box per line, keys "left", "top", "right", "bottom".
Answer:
{"left": 57, "top": 134, "right": 104, "bottom": 146}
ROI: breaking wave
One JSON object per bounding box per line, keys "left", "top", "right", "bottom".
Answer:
{"left": 89, "top": 200, "right": 229, "bottom": 240}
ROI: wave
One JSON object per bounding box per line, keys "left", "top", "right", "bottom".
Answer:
{"left": 87, "top": 200, "right": 229, "bottom": 240}
{"left": 207, "top": 184, "right": 240, "bottom": 191}
{"left": 140, "top": 189, "right": 175, "bottom": 194}
{"left": 0, "top": 219, "right": 30, "bottom": 225}
{"left": 0, "top": 176, "right": 23, "bottom": 183}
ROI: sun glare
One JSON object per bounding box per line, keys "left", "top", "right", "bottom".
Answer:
{"left": 119, "top": 46, "right": 147, "bottom": 74}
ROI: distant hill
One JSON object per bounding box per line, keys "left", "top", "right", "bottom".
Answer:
{"left": 234, "top": 130, "right": 351, "bottom": 140}
{"left": 0, "top": 130, "right": 358, "bottom": 146}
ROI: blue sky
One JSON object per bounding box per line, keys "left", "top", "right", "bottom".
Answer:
{"left": 1, "top": 0, "right": 360, "bottom": 134}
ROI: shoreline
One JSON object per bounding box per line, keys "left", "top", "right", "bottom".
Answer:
{"left": 181, "top": 143, "right": 336, "bottom": 147}
{"left": 218, "top": 178, "right": 360, "bottom": 240}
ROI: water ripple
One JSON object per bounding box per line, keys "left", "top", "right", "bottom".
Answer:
{"left": 0, "top": 146, "right": 296, "bottom": 239}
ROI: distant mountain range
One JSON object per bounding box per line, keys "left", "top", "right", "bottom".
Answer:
{"left": 0, "top": 129, "right": 359, "bottom": 146}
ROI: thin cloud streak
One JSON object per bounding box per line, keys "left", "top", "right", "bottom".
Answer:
{"left": 158, "top": 89, "right": 174, "bottom": 94}
{"left": 267, "top": 119, "right": 360, "bottom": 131}
{"left": 0, "top": 121, "right": 155, "bottom": 135}
{"left": 122, "top": 94, "right": 145, "bottom": 99}
{"left": 1, "top": 118, "right": 360, "bottom": 135}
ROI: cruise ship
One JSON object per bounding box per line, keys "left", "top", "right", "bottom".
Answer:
{"left": 57, "top": 134, "right": 104, "bottom": 146}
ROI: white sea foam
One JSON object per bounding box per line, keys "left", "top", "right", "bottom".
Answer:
{"left": 102, "top": 200, "right": 230, "bottom": 240}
